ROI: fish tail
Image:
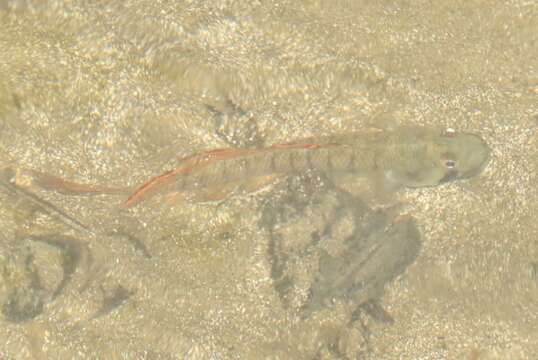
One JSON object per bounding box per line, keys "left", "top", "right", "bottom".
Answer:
{"left": 22, "top": 169, "right": 128, "bottom": 196}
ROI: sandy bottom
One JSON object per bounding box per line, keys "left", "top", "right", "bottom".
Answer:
{"left": 0, "top": 1, "right": 537, "bottom": 359}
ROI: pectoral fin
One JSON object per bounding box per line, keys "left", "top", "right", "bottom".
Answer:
{"left": 369, "top": 171, "right": 402, "bottom": 205}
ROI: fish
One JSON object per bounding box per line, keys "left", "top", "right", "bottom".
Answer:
{"left": 122, "top": 126, "right": 490, "bottom": 208}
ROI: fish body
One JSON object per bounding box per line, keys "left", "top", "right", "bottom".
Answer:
{"left": 123, "top": 126, "right": 490, "bottom": 207}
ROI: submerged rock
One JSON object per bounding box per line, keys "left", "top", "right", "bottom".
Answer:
{"left": 0, "top": 234, "right": 92, "bottom": 322}
{"left": 0, "top": 243, "right": 45, "bottom": 322}
{"left": 260, "top": 174, "right": 421, "bottom": 317}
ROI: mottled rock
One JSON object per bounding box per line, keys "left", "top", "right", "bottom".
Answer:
{"left": 0, "top": 243, "right": 44, "bottom": 322}
{"left": 261, "top": 174, "right": 420, "bottom": 317}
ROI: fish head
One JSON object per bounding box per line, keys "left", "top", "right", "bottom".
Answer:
{"left": 435, "top": 128, "right": 490, "bottom": 183}
{"left": 400, "top": 128, "right": 490, "bottom": 188}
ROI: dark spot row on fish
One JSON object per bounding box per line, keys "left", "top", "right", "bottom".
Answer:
{"left": 122, "top": 126, "right": 490, "bottom": 208}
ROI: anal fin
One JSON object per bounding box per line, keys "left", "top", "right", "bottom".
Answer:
{"left": 164, "top": 182, "right": 240, "bottom": 205}
{"left": 164, "top": 175, "right": 280, "bottom": 205}
{"left": 237, "top": 174, "right": 279, "bottom": 195}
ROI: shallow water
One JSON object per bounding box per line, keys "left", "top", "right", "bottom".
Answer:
{"left": 0, "top": 1, "right": 537, "bottom": 359}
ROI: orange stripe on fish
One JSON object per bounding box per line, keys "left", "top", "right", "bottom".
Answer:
{"left": 121, "top": 166, "right": 197, "bottom": 209}
{"left": 122, "top": 142, "right": 337, "bottom": 208}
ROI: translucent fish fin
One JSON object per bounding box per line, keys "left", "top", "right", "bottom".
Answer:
{"left": 367, "top": 108, "right": 404, "bottom": 131}
{"left": 192, "top": 182, "right": 239, "bottom": 202}
{"left": 166, "top": 175, "right": 279, "bottom": 205}
{"left": 368, "top": 171, "right": 402, "bottom": 206}
{"left": 165, "top": 182, "right": 239, "bottom": 204}
{"left": 238, "top": 174, "right": 280, "bottom": 194}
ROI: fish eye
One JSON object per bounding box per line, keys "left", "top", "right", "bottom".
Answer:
{"left": 444, "top": 159, "right": 457, "bottom": 169}
{"left": 443, "top": 128, "right": 456, "bottom": 137}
